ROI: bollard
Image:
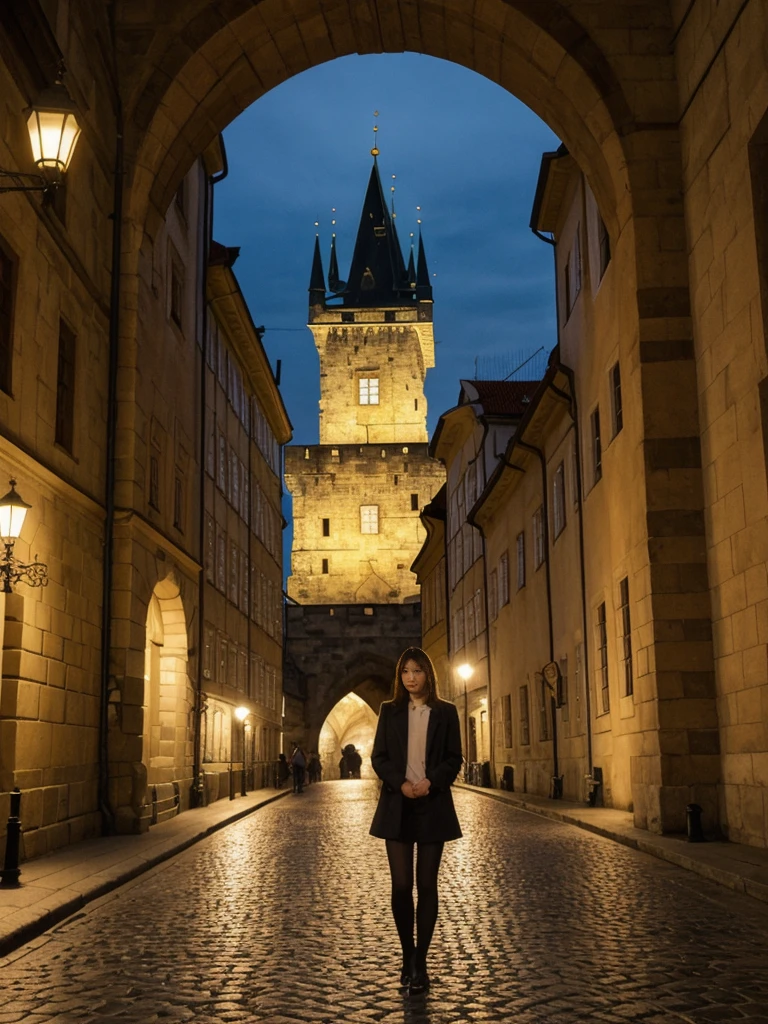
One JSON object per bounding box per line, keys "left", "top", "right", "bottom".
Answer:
{"left": 0, "top": 787, "right": 22, "bottom": 887}
{"left": 686, "top": 802, "right": 706, "bottom": 843}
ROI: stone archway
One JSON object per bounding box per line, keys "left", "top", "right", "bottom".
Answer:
{"left": 143, "top": 575, "right": 190, "bottom": 790}
{"left": 110, "top": 2, "right": 716, "bottom": 834}
{"left": 319, "top": 692, "right": 379, "bottom": 780}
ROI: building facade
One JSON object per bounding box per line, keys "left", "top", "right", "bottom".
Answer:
{"left": 201, "top": 243, "right": 291, "bottom": 804}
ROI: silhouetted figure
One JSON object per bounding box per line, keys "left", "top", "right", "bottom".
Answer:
{"left": 347, "top": 745, "right": 362, "bottom": 779}
{"left": 308, "top": 752, "right": 322, "bottom": 784}
{"left": 277, "top": 753, "right": 290, "bottom": 789}
{"left": 290, "top": 744, "right": 306, "bottom": 793}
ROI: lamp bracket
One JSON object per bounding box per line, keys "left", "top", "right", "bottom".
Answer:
{"left": 1, "top": 545, "right": 49, "bottom": 592}
{"left": 0, "top": 168, "right": 57, "bottom": 195}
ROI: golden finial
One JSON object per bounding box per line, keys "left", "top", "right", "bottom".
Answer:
{"left": 371, "top": 110, "right": 380, "bottom": 157}
{"left": 416, "top": 205, "right": 422, "bottom": 226}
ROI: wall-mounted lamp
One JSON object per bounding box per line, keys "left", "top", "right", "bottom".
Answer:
{"left": 0, "top": 480, "right": 49, "bottom": 592}
{"left": 234, "top": 706, "right": 249, "bottom": 796}
{"left": 0, "top": 77, "right": 82, "bottom": 195}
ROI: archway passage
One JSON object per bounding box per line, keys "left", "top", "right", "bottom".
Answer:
{"left": 140, "top": 576, "right": 191, "bottom": 826}
{"left": 319, "top": 692, "right": 378, "bottom": 780}
{"left": 111, "top": 0, "right": 716, "bottom": 838}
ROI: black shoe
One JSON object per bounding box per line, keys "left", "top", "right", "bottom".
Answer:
{"left": 409, "top": 968, "right": 429, "bottom": 995}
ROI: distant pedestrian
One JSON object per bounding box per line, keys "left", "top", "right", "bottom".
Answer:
{"left": 290, "top": 744, "right": 306, "bottom": 793}
{"left": 276, "top": 753, "right": 290, "bottom": 789}
{"left": 347, "top": 745, "right": 362, "bottom": 779}
{"left": 339, "top": 751, "right": 348, "bottom": 779}
{"left": 308, "top": 751, "right": 321, "bottom": 784}
{"left": 370, "top": 647, "right": 462, "bottom": 996}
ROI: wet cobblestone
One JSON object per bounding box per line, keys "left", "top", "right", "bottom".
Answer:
{"left": 1, "top": 783, "right": 768, "bottom": 1023}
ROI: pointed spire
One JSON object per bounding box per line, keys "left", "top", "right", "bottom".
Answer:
{"left": 416, "top": 229, "right": 432, "bottom": 300}
{"left": 309, "top": 234, "right": 326, "bottom": 300}
{"left": 344, "top": 160, "right": 410, "bottom": 306}
{"left": 406, "top": 238, "right": 416, "bottom": 289}
{"left": 328, "top": 234, "right": 342, "bottom": 293}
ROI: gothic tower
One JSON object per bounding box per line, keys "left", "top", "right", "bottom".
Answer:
{"left": 285, "top": 158, "right": 445, "bottom": 605}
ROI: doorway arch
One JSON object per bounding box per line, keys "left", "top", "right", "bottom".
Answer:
{"left": 143, "top": 574, "right": 191, "bottom": 789}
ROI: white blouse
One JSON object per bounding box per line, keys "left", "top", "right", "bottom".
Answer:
{"left": 405, "top": 702, "right": 431, "bottom": 784}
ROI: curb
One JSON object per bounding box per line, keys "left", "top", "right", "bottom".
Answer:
{"left": 456, "top": 784, "right": 768, "bottom": 906}
{"left": 0, "top": 789, "right": 290, "bottom": 959}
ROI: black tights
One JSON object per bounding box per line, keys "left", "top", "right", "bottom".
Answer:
{"left": 385, "top": 840, "right": 444, "bottom": 968}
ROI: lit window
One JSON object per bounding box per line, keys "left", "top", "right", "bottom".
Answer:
{"left": 596, "top": 601, "right": 609, "bottom": 713}
{"left": 591, "top": 407, "right": 602, "bottom": 484}
{"left": 360, "top": 505, "right": 379, "bottom": 534}
{"left": 499, "top": 550, "right": 509, "bottom": 606}
{"left": 619, "top": 577, "right": 633, "bottom": 697}
{"left": 359, "top": 377, "right": 379, "bottom": 405}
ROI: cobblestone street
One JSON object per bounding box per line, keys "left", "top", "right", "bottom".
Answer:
{"left": 2, "top": 783, "right": 768, "bottom": 1024}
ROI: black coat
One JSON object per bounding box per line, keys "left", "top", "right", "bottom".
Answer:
{"left": 369, "top": 698, "right": 463, "bottom": 842}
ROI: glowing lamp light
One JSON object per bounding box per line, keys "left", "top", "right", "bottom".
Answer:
{"left": 456, "top": 663, "right": 474, "bottom": 681}
{"left": 26, "top": 82, "right": 82, "bottom": 174}
{"left": 234, "top": 706, "right": 249, "bottom": 722}
{"left": 0, "top": 480, "right": 31, "bottom": 542}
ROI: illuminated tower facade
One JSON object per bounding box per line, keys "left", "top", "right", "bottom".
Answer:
{"left": 285, "top": 158, "right": 444, "bottom": 604}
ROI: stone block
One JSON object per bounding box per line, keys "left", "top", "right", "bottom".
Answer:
{"left": 13, "top": 721, "right": 52, "bottom": 771}
{"left": 121, "top": 704, "right": 144, "bottom": 736}
{"left": 40, "top": 686, "right": 66, "bottom": 724}
{"left": 740, "top": 786, "right": 767, "bottom": 845}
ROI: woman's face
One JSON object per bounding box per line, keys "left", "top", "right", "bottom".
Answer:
{"left": 402, "top": 658, "right": 428, "bottom": 699}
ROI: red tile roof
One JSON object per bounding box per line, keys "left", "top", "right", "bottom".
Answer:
{"left": 462, "top": 379, "right": 540, "bottom": 416}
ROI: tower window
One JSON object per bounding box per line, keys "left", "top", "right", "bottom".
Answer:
{"left": 322, "top": 558, "right": 329, "bottom": 574}
{"left": 414, "top": 399, "right": 418, "bottom": 411}
{"left": 359, "top": 377, "right": 379, "bottom": 405}
{"left": 385, "top": 310, "right": 396, "bottom": 322}
{"left": 322, "top": 517, "right": 330, "bottom": 536}
{"left": 342, "top": 311, "right": 355, "bottom": 323}
{"left": 360, "top": 505, "right": 379, "bottom": 534}
{"left": 410, "top": 493, "right": 419, "bottom": 511}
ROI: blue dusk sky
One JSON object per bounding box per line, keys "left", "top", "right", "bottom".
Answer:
{"left": 213, "top": 52, "right": 561, "bottom": 447}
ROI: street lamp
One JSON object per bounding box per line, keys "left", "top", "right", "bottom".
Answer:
{"left": 0, "top": 480, "right": 48, "bottom": 593}
{"left": 235, "top": 706, "right": 249, "bottom": 796}
{"left": 0, "top": 76, "right": 82, "bottom": 195}
{"left": 456, "top": 663, "right": 473, "bottom": 782}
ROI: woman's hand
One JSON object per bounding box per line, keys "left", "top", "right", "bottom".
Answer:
{"left": 411, "top": 778, "right": 431, "bottom": 798}
{"left": 401, "top": 781, "right": 416, "bottom": 798}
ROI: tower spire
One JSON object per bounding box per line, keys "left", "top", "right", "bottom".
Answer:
{"left": 416, "top": 226, "right": 432, "bottom": 301}
{"left": 309, "top": 233, "right": 326, "bottom": 301}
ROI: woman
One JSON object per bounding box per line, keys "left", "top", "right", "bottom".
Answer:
{"left": 370, "top": 647, "right": 463, "bottom": 995}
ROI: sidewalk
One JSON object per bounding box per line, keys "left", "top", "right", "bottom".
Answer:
{"left": 0, "top": 787, "right": 291, "bottom": 957}
{"left": 457, "top": 782, "right": 768, "bottom": 906}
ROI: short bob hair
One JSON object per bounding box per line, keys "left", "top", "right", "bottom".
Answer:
{"left": 392, "top": 647, "right": 440, "bottom": 706}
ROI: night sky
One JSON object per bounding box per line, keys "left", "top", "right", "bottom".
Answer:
{"left": 213, "top": 52, "right": 561, "bottom": 447}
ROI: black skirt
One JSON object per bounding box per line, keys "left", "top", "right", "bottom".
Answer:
{"left": 398, "top": 794, "right": 439, "bottom": 844}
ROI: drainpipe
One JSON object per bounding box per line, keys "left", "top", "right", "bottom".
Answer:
{"left": 531, "top": 223, "right": 593, "bottom": 785}
{"left": 548, "top": 371, "right": 593, "bottom": 774}
{"left": 98, "top": 3, "right": 123, "bottom": 835}
{"left": 514, "top": 438, "right": 560, "bottom": 793}
{"left": 194, "top": 153, "right": 229, "bottom": 806}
